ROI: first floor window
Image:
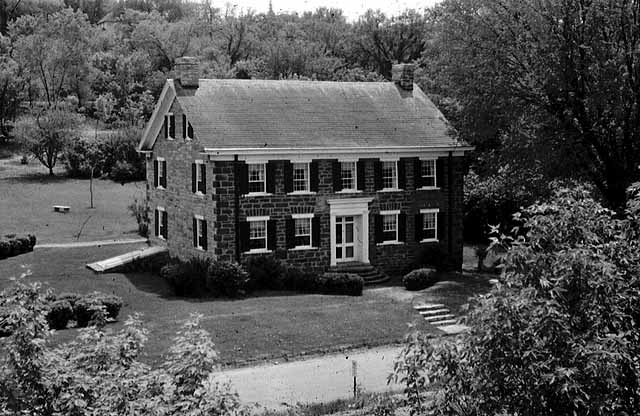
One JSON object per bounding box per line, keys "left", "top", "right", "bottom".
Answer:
{"left": 248, "top": 163, "right": 266, "bottom": 193}
{"left": 293, "top": 162, "right": 310, "bottom": 192}
{"left": 382, "top": 161, "right": 398, "bottom": 189}
{"left": 341, "top": 161, "right": 356, "bottom": 190}
{"left": 193, "top": 216, "right": 207, "bottom": 250}
{"left": 294, "top": 217, "right": 312, "bottom": 247}
{"left": 164, "top": 113, "right": 175, "bottom": 139}
{"left": 421, "top": 159, "right": 436, "bottom": 187}
{"left": 249, "top": 219, "right": 267, "bottom": 250}
{"left": 382, "top": 213, "right": 398, "bottom": 242}
{"left": 155, "top": 208, "right": 167, "bottom": 239}
{"left": 421, "top": 210, "right": 438, "bottom": 240}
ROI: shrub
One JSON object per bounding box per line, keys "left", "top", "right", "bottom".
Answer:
{"left": 408, "top": 244, "right": 445, "bottom": 272}
{"left": 243, "top": 255, "right": 285, "bottom": 289}
{"left": 285, "top": 267, "right": 323, "bottom": 293}
{"left": 46, "top": 299, "right": 73, "bottom": 330}
{"left": 0, "top": 240, "right": 9, "bottom": 259}
{"left": 57, "top": 292, "right": 81, "bottom": 309}
{"left": 110, "top": 160, "right": 138, "bottom": 184}
{"left": 160, "top": 257, "right": 209, "bottom": 297}
{"left": 87, "top": 293, "right": 122, "bottom": 320}
{"left": 73, "top": 297, "right": 106, "bottom": 328}
{"left": 100, "top": 128, "right": 145, "bottom": 182}
{"left": 27, "top": 234, "right": 36, "bottom": 248}
{"left": 128, "top": 197, "right": 150, "bottom": 237}
{"left": 63, "top": 138, "right": 102, "bottom": 178}
{"left": 402, "top": 268, "right": 438, "bottom": 291}
{"left": 16, "top": 236, "right": 31, "bottom": 253}
{"left": 207, "top": 261, "right": 250, "bottom": 298}
{"left": 0, "top": 234, "right": 37, "bottom": 258}
{"left": 322, "top": 272, "right": 364, "bottom": 296}
{"left": 7, "top": 238, "right": 21, "bottom": 256}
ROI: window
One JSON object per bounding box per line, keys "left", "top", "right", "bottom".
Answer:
{"left": 164, "top": 113, "right": 175, "bottom": 139}
{"left": 293, "top": 162, "right": 310, "bottom": 192}
{"left": 155, "top": 158, "right": 166, "bottom": 189}
{"left": 294, "top": 217, "right": 312, "bottom": 247}
{"left": 421, "top": 159, "right": 436, "bottom": 188}
{"left": 421, "top": 209, "right": 438, "bottom": 241}
{"left": 382, "top": 213, "right": 398, "bottom": 242}
{"left": 249, "top": 218, "right": 267, "bottom": 250}
{"left": 182, "top": 114, "right": 194, "bottom": 140}
{"left": 155, "top": 207, "right": 167, "bottom": 239}
{"left": 382, "top": 161, "right": 398, "bottom": 189}
{"left": 193, "top": 216, "right": 207, "bottom": 250}
{"left": 340, "top": 161, "right": 356, "bottom": 190}
{"left": 248, "top": 163, "right": 266, "bottom": 194}
{"left": 193, "top": 161, "right": 205, "bottom": 194}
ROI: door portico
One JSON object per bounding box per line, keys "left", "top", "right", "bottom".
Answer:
{"left": 327, "top": 197, "right": 373, "bottom": 266}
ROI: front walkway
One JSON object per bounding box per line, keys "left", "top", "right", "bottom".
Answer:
{"left": 35, "top": 238, "right": 148, "bottom": 249}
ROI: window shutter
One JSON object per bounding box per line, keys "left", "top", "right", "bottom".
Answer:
{"left": 415, "top": 214, "right": 423, "bottom": 241}
{"left": 155, "top": 209, "right": 159, "bottom": 237}
{"left": 162, "top": 211, "right": 168, "bottom": 239}
{"left": 312, "top": 217, "right": 320, "bottom": 247}
{"left": 169, "top": 116, "right": 175, "bottom": 138}
{"left": 161, "top": 161, "right": 167, "bottom": 188}
{"left": 193, "top": 218, "right": 198, "bottom": 247}
{"left": 182, "top": 114, "right": 187, "bottom": 139}
{"left": 188, "top": 123, "right": 193, "bottom": 139}
{"left": 285, "top": 217, "right": 295, "bottom": 249}
{"left": 163, "top": 118, "right": 168, "bottom": 139}
{"left": 373, "top": 160, "right": 383, "bottom": 190}
{"left": 200, "top": 164, "right": 206, "bottom": 194}
{"left": 310, "top": 161, "right": 319, "bottom": 192}
{"left": 436, "top": 158, "right": 444, "bottom": 188}
{"left": 332, "top": 160, "right": 342, "bottom": 192}
{"left": 239, "top": 221, "right": 249, "bottom": 253}
{"left": 267, "top": 219, "right": 277, "bottom": 251}
{"left": 414, "top": 159, "right": 422, "bottom": 189}
{"left": 398, "top": 160, "right": 406, "bottom": 189}
{"left": 283, "top": 161, "right": 293, "bottom": 193}
{"left": 202, "top": 220, "right": 208, "bottom": 250}
{"left": 356, "top": 160, "right": 365, "bottom": 191}
{"left": 437, "top": 211, "right": 444, "bottom": 241}
{"left": 374, "top": 214, "right": 383, "bottom": 243}
{"left": 237, "top": 162, "right": 249, "bottom": 195}
{"left": 191, "top": 163, "right": 196, "bottom": 193}
{"left": 266, "top": 161, "right": 276, "bottom": 194}
{"left": 398, "top": 212, "right": 406, "bottom": 242}
{"left": 153, "top": 160, "right": 158, "bottom": 187}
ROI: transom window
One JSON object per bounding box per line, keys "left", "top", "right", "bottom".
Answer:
{"left": 249, "top": 219, "right": 267, "bottom": 250}
{"left": 382, "top": 213, "right": 398, "bottom": 242}
{"left": 164, "top": 113, "right": 175, "bottom": 139}
{"left": 382, "top": 161, "right": 398, "bottom": 189}
{"left": 248, "top": 163, "right": 266, "bottom": 193}
{"left": 422, "top": 209, "right": 438, "bottom": 241}
{"left": 341, "top": 161, "right": 356, "bottom": 190}
{"left": 293, "top": 163, "right": 310, "bottom": 192}
{"left": 294, "top": 217, "right": 312, "bottom": 247}
{"left": 421, "top": 160, "right": 436, "bottom": 187}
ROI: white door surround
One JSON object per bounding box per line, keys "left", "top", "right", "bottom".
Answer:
{"left": 328, "top": 197, "right": 373, "bottom": 266}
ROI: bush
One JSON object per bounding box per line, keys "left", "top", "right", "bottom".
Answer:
{"left": 63, "top": 138, "right": 102, "bottom": 178}
{"left": 74, "top": 297, "right": 106, "bottom": 328}
{"left": 243, "top": 255, "right": 285, "bottom": 289}
{"left": 402, "top": 268, "right": 438, "bottom": 291}
{"left": 46, "top": 300, "right": 73, "bottom": 330}
{"left": 100, "top": 128, "right": 145, "bottom": 182}
{"left": 88, "top": 293, "right": 123, "bottom": 320}
{"left": 110, "top": 160, "right": 138, "bottom": 184}
{"left": 0, "top": 240, "right": 9, "bottom": 259}
{"left": 408, "top": 244, "right": 446, "bottom": 272}
{"left": 322, "top": 272, "right": 364, "bottom": 296}
{"left": 57, "top": 292, "right": 81, "bottom": 308}
{"left": 160, "top": 257, "right": 209, "bottom": 297}
{"left": 0, "top": 234, "right": 37, "bottom": 258}
{"left": 207, "top": 261, "right": 249, "bottom": 297}
{"left": 128, "top": 197, "right": 150, "bottom": 237}
{"left": 27, "top": 234, "right": 36, "bottom": 248}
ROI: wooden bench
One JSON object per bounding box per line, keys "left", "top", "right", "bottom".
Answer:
{"left": 53, "top": 205, "right": 70, "bottom": 213}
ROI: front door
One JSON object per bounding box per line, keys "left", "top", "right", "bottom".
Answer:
{"left": 335, "top": 216, "right": 356, "bottom": 262}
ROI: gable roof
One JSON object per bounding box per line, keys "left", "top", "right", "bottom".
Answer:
{"left": 139, "top": 79, "right": 469, "bottom": 153}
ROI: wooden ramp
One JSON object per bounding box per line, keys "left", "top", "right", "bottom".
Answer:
{"left": 87, "top": 246, "right": 168, "bottom": 273}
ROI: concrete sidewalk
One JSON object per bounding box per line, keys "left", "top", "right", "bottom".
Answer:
{"left": 35, "top": 238, "right": 148, "bottom": 248}
{"left": 217, "top": 345, "right": 405, "bottom": 411}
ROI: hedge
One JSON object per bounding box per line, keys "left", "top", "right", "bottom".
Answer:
{"left": 0, "top": 234, "right": 36, "bottom": 259}
{"left": 403, "top": 268, "right": 439, "bottom": 291}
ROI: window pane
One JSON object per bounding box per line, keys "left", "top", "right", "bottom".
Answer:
{"left": 341, "top": 162, "right": 355, "bottom": 190}
{"left": 336, "top": 246, "right": 342, "bottom": 259}
{"left": 336, "top": 223, "right": 342, "bottom": 244}
{"left": 345, "top": 246, "right": 354, "bottom": 258}
{"left": 295, "top": 235, "right": 311, "bottom": 247}
{"left": 422, "top": 160, "right": 436, "bottom": 187}
{"left": 249, "top": 220, "right": 267, "bottom": 249}
{"left": 345, "top": 223, "right": 353, "bottom": 243}
{"left": 248, "top": 164, "right": 265, "bottom": 193}
{"left": 423, "top": 212, "right": 437, "bottom": 239}
{"left": 295, "top": 218, "right": 310, "bottom": 236}
{"left": 382, "top": 214, "right": 397, "bottom": 241}
{"left": 382, "top": 161, "right": 397, "bottom": 189}
{"left": 293, "top": 163, "right": 309, "bottom": 192}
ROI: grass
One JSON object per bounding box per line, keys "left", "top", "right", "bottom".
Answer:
{"left": 0, "top": 245, "right": 479, "bottom": 367}
{"left": 0, "top": 154, "right": 143, "bottom": 243}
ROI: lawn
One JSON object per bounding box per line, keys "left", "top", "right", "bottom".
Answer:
{"left": 0, "top": 245, "right": 488, "bottom": 367}
{"left": 0, "top": 154, "right": 143, "bottom": 243}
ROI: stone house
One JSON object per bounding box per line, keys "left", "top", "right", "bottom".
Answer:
{"left": 138, "top": 57, "right": 473, "bottom": 281}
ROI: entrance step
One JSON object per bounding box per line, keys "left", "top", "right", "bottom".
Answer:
{"left": 437, "top": 324, "right": 470, "bottom": 335}
{"left": 329, "top": 262, "right": 390, "bottom": 285}
{"left": 424, "top": 314, "right": 455, "bottom": 322}
{"left": 430, "top": 318, "right": 458, "bottom": 326}
{"left": 419, "top": 308, "right": 450, "bottom": 316}
{"left": 413, "top": 303, "right": 445, "bottom": 311}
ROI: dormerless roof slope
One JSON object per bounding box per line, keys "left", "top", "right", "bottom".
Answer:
{"left": 139, "top": 79, "right": 468, "bottom": 151}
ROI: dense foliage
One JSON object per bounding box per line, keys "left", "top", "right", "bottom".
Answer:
{"left": 0, "top": 234, "right": 36, "bottom": 259}
{"left": 392, "top": 186, "right": 640, "bottom": 415}
{"left": 402, "top": 268, "right": 438, "bottom": 291}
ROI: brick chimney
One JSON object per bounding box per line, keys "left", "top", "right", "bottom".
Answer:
{"left": 175, "top": 56, "right": 200, "bottom": 88}
{"left": 392, "top": 63, "right": 414, "bottom": 92}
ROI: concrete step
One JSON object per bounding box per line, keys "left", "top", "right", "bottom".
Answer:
{"left": 363, "top": 275, "right": 391, "bottom": 286}
{"left": 419, "top": 308, "right": 450, "bottom": 316}
{"left": 423, "top": 314, "right": 455, "bottom": 322}
{"left": 431, "top": 319, "right": 458, "bottom": 326}
{"left": 413, "top": 303, "right": 445, "bottom": 311}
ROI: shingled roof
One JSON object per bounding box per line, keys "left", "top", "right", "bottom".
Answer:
{"left": 139, "top": 78, "right": 468, "bottom": 152}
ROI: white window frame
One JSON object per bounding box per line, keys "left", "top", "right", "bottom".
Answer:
{"left": 381, "top": 160, "right": 399, "bottom": 191}
{"left": 420, "top": 159, "right": 438, "bottom": 189}
{"left": 247, "top": 215, "right": 270, "bottom": 253}
{"left": 195, "top": 159, "right": 205, "bottom": 195}
{"left": 420, "top": 208, "right": 439, "bottom": 242}
{"left": 247, "top": 163, "right": 267, "bottom": 195}
{"left": 156, "top": 157, "right": 165, "bottom": 190}
{"left": 291, "top": 213, "right": 314, "bottom": 250}
{"left": 156, "top": 206, "right": 166, "bottom": 240}
{"left": 339, "top": 160, "right": 358, "bottom": 192}
{"left": 291, "top": 162, "right": 310, "bottom": 193}
{"left": 164, "top": 113, "right": 175, "bottom": 140}
{"left": 378, "top": 209, "right": 400, "bottom": 245}
{"left": 194, "top": 214, "right": 205, "bottom": 250}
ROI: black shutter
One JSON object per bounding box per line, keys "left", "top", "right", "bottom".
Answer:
{"left": 436, "top": 158, "right": 444, "bottom": 188}
{"left": 153, "top": 160, "right": 158, "bottom": 187}
{"left": 182, "top": 114, "right": 187, "bottom": 139}
{"left": 285, "top": 217, "right": 295, "bottom": 249}
{"left": 414, "top": 159, "right": 423, "bottom": 189}
{"left": 398, "top": 212, "right": 406, "bottom": 242}
{"left": 239, "top": 221, "right": 249, "bottom": 253}
{"left": 310, "top": 161, "right": 319, "bottom": 192}
{"left": 191, "top": 163, "right": 197, "bottom": 193}
{"left": 374, "top": 214, "right": 383, "bottom": 243}
{"left": 415, "top": 214, "right": 423, "bottom": 241}
{"left": 312, "top": 217, "right": 320, "bottom": 247}
{"left": 267, "top": 219, "right": 277, "bottom": 250}
{"left": 161, "top": 161, "right": 167, "bottom": 188}
{"left": 283, "top": 161, "right": 293, "bottom": 193}
{"left": 356, "top": 160, "right": 365, "bottom": 191}
{"left": 188, "top": 123, "right": 193, "bottom": 139}
{"left": 373, "top": 160, "right": 383, "bottom": 191}
{"left": 193, "top": 218, "right": 198, "bottom": 247}
{"left": 163, "top": 117, "right": 168, "bottom": 138}
{"left": 237, "top": 162, "right": 249, "bottom": 195}
{"left": 202, "top": 220, "right": 208, "bottom": 250}
{"left": 200, "top": 164, "right": 206, "bottom": 194}
{"left": 162, "top": 211, "right": 168, "bottom": 239}
{"left": 155, "top": 209, "right": 159, "bottom": 237}
{"left": 398, "top": 160, "right": 406, "bottom": 189}
{"left": 266, "top": 161, "right": 276, "bottom": 194}
{"left": 169, "top": 115, "right": 175, "bottom": 138}
{"left": 332, "top": 160, "right": 342, "bottom": 192}
{"left": 437, "top": 211, "right": 444, "bottom": 241}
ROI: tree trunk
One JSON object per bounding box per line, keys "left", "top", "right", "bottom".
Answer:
{"left": 48, "top": 166, "right": 54, "bottom": 175}
{"left": 90, "top": 167, "right": 94, "bottom": 208}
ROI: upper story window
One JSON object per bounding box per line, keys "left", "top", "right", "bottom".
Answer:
{"left": 154, "top": 158, "right": 166, "bottom": 189}
{"left": 421, "top": 159, "right": 436, "bottom": 188}
{"left": 293, "top": 162, "right": 310, "bottom": 192}
{"left": 164, "top": 113, "right": 175, "bottom": 140}
{"left": 192, "top": 160, "right": 206, "bottom": 194}
{"left": 248, "top": 163, "right": 266, "bottom": 194}
{"left": 193, "top": 215, "right": 207, "bottom": 250}
{"left": 382, "top": 161, "right": 398, "bottom": 190}
{"left": 340, "top": 161, "right": 357, "bottom": 191}
{"left": 182, "top": 114, "right": 194, "bottom": 140}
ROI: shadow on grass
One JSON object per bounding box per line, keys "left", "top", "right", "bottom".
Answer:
{"left": 2, "top": 172, "right": 71, "bottom": 184}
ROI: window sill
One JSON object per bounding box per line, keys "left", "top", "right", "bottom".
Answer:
{"left": 418, "top": 186, "right": 440, "bottom": 191}
{"left": 289, "top": 246, "right": 318, "bottom": 251}
{"left": 287, "top": 191, "right": 316, "bottom": 196}
{"left": 377, "top": 241, "right": 404, "bottom": 246}
{"left": 245, "top": 248, "right": 272, "bottom": 254}
{"left": 244, "top": 192, "right": 273, "bottom": 197}
{"left": 379, "top": 188, "right": 402, "bottom": 193}
{"left": 156, "top": 186, "right": 166, "bottom": 190}
{"left": 336, "top": 189, "right": 362, "bottom": 194}
{"left": 194, "top": 191, "right": 206, "bottom": 197}
{"left": 420, "top": 238, "right": 439, "bottom": 243}
{"left": 194, "top": 246, "right": 206, "bottom": 251}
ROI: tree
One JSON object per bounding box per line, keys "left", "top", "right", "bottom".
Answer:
{"left": 0, "top": 35, "right": 23, "bottom": 138}
{"left": 15, "top": 107, "right": 82, "bottom": 175}
{"left": 392, "top": 186, "right": 640, "bottom": 415}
